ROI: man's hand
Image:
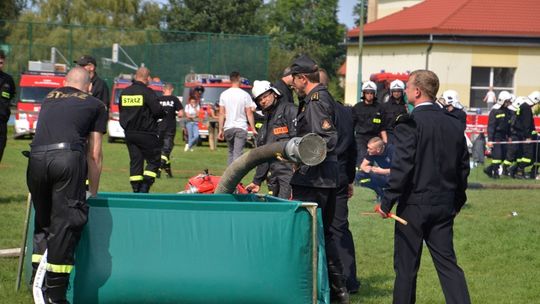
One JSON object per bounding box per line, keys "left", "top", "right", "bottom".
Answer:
{"left": 374, "top": 203, "right": 389, "bottom": 218}
{"left": 245, "top": 183, "right": 260, "bottom": 193}
{"left": 347, "top": 183, "right": 354, "bottom": 198}
{"left": 218, "top": 130, "right": 225, "bottom": 141}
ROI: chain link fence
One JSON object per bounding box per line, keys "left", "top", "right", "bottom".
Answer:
{"left": 0, "top": 20, "right": 269, "bottom": 90}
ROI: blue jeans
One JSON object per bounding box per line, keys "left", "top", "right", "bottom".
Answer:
{"left": 224, "top": 128, "right": 247, "bottom": 165}
{"left": 357, "top": 171, "right": 389, "bottom": 198}
{"left": 186, "top": 121, "right": 199, "bottom": 149}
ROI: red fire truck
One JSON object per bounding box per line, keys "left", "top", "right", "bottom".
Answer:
{"left": 107, "top": 74, "right": 164, "bottom": 142}
{"left": 14, "top": 61, "right": 66, "bottom": 138}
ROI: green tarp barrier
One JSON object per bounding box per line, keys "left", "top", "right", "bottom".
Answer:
{"left": 25, "top": 193, "right": 330, "bottom": 303}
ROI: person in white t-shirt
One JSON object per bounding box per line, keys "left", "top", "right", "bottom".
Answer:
{"left": 218, "top": 71, "right": 258, "bottom": 164}
{"left": 483, "top": 86, "right": 496, "bottom": 111}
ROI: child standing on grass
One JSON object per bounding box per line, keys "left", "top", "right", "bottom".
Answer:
{"left": 184, "top": 95, "right": 200, "bottom": 152}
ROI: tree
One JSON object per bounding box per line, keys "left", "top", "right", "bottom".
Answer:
{"left": 353, "top": 0, "right": 368, "bottom": 26}
{"left": 165, "top": 0, "right": 264, "bottom": 35}
{"left": 0, "top": 0, "right": 28, "bottom": 42}
{"left": 263, "top": 0, "right": 345, "bottom": 80}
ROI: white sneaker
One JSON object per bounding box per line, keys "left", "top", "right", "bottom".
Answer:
{"left": 184, "top": 144, "right": 189, "bottom": 152}
{"left": 190, "top": 148, "right": 194, "bottom": 152}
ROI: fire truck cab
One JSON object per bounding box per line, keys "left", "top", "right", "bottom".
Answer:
{"left": 14, "top": 61, "right": 66, "bottom": 138}
{"left": 182, "top": 73, "right": 255, "bottom": 144}
{"left": 107, "top": 74, "right": 164, "bottom": 142}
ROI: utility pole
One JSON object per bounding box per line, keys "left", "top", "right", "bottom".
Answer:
{"left": 356, "top": 0, "right": 365, "bottom": 103}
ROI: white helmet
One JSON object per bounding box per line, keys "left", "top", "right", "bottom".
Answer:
{"left": 508, "top": 96, "right": 527, "bottom": 111}
{"left": 528, "top": 91, "right": 540, "bottom": 105}
{"left": 390, "top": 79, "right": 405, "bottom": 91}
{"left": 362, "top": 81, "right": 377, "bottom": 93}
{"left": 251, "top": 80, "right": 280, "bottom": 100}
{"left": 497, "top": 91, "right": 512, "bottom": 105}
{"left": 442, "top": 90, "right": 463, "bottom": 109}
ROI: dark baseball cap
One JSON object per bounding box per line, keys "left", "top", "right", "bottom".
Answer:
{"left": 74, "top": 55, "right": 97, "bottom": 66}
{"left": 289, "top": 55, "right": 318, "bottom": 75}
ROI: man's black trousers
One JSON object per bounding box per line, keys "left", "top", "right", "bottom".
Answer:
{"left": 27, "top": 149, "right": 88, "bottom": 276}
{"left": 0, "top": 120, "right": 7, "bottom": 162}
{"left": 392, "top": 203, "right": 470, "bottom": 304}
{"left": 125, "top": 131, "right": 161, "bottom": 191}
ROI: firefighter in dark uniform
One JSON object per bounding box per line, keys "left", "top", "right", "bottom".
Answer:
{"left": 74, "top": 55, "right": 110, "bottom": 110}
{"left": 441, "top": 90, "right": 467, "bottom": 129}
{"left": 273, "top": 66, "right": 295, "bottom": 104}
{"left": 27, "top": 67, "right": 106, "bottom": 303}
{"left": 318, "top": 68, "right": 360, "bottom": 293}
{"left": 245, "top": 80, "right": 297, "bottom": 199}
{"left": 513, "top": 95, "right": 537, "bottom": 178}
{"left": 375, "top": 70, "right": 471, "bottom": 304}
{"left": 119, "top": 67, "right": 164, "bottom": 193}
{"left": 381, "top": 79, "right": 408, "bottom": 145}
{"left": 157, "top": 83, "right": 183, "bottom": 178}
{"left": 506, "top": 97, "right": 528, "bottom": 178}
{"left": 0, "top": 50, "right": 16, "bottom": 162}
{"left": 352, "top": 81, "right": 387, "bottom": 168}
{"left": 484, "top": 91, "right": 512, "bottom": 178}
{"left": 527, "top": 91, "right": 540, "bottom": 179}
{"left": 289, "top": 55, "right": 349, "bottom": 303}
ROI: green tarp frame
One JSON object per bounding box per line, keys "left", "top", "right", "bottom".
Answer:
{"left": 24, "top": 193, "right": 330, "bottom": 303}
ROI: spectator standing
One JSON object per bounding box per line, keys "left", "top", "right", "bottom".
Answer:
{"left": 0, "top": 50, "right": 15, "bottom": 162}
{"left": 157, "top": 83, "right": 183, "bottom": 177}
{"left": 184, "top": 95, "right": 200, "bottom": 152}
{"left": 483, "top": 86, "right": 496, "bottom": 111}
{"left": 27, "top": 67, "right": 106, "bottom": 303}
{"left": 376, "top": 70, "right": 471, "bottom": 304}
{"left": 218, "top": 71, "right": 257, "bottom": 164}
{"left": 74, "top": 55, "right": 110, "bottom": 110}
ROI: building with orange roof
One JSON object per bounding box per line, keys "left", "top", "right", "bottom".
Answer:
{"left": 344, "top": 0, "right": 540, "bottom": 110}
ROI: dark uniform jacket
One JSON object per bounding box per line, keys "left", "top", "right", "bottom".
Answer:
{"left": 91, "top": 72, "right": 110, "bottom": 109}
{"left": 119, "top": 80, "right": 164, "bottom": 134}
{"left": 273, "top": 79, "right": 294, "bottom": 104}
{"left": 290, "top": 84, "right": 338, "bottom": 188}
{"left": 334, "top": 103, "right": 357, "bottom": 186}
{"left": 381, "top": 96, "right": 407, "bottom": 132}
{"left": 449, "top": 108, "right": 467, "bottom": 130}
{"left": 0, "top": 70, "right": 16, "bottom": 122}
{"left": 32, "top": 87, "right": 107, "bottom": 145}
{"left": 252, "top": 100, "right": 297, "bottom": 185}
{"left": 487, "top": 107, "right": 510, "bottom": 141}
{"left": 381, "top": 103, "right": 470, "bottom": 213}
{"left": 516, "top": 103, "right": 535, "bottom": 138}
{"left": 157, "top": 95, "right": 183, "bottom": 132}
{"left": 352, "top": 100, "right": 384, "bottom": 136}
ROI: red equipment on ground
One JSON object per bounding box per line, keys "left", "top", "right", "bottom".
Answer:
{"left": 180, "top": 169, "right": 248, "bottom": 194}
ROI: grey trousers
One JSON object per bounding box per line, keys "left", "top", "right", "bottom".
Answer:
{"left": 224, "top": 128, "right": 247, "bottom": 165}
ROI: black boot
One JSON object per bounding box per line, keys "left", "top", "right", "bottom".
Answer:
{"left": 483, "top": 165, "right": 494, "bottom": 178}
{"left": 44, "top": 274, "right": 70, "bottom": 304}
{"left": 515, "top": 167, "right": 525, "bottom": 179}
{"left": 508, "top": 165, "right": 518, "bottom": 178}
{"left": 502, "top": 164, "right": 509, "bottom": 176}
{"left": 130, "top": 181, "right": 142, "bottom": 193}
{"left": 530, "top": 166, "right": 538, "bottom": 180}
{"left": 328, "top": 262, "right": 350, "bottom": 304}
{"left": 139, "top": 177, "right": 155, "bottom": 193}
{"left": 164, "top": 164, "right": 173, "bottom": 178}
{"left": 492, "top": 165, "right": 500, "bottom": 179}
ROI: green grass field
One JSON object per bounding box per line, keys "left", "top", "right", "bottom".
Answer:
{"left": 1, "top": 131, "right": 539, "bottom": 303}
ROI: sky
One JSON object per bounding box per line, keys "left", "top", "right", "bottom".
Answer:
{"left": 338, "top": 0, "right": 357, "bottom": 29}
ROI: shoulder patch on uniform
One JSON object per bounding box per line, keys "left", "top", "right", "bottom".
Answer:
{"left": 321, "top": 119, "right": 332, "bottom": 130}
{"left": 311, "top": 92, "right": 319, "bottom": 101}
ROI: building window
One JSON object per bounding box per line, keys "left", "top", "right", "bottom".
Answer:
{"left": 469, "top": 67, "right": 515, "bottom": 109}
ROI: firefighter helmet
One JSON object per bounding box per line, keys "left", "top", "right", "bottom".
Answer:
{"left": 390, "top": 79, "right": 405, "bottom": 91}
{"left": 362, "top": 81, "right": 377, "bottom": 93}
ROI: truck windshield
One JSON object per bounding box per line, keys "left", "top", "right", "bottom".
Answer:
{"left": 113, "top": 89, "right": 164, "bottom": 104}
{"left": 19, "top": 87, "right": 57, "bottom": 103}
